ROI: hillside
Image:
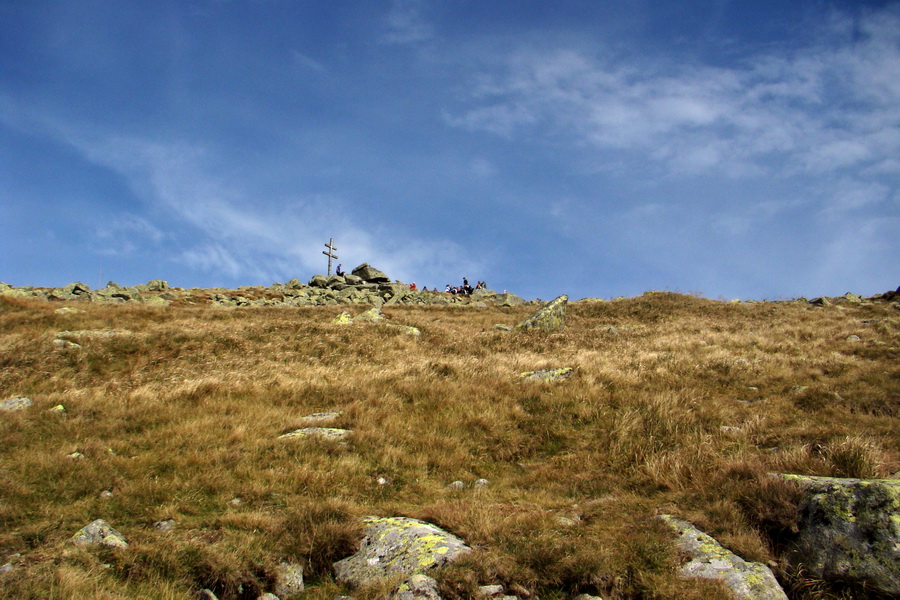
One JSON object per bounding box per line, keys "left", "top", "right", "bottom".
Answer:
{"left": 0, "top": 288, "right": 898, "bottom": 600}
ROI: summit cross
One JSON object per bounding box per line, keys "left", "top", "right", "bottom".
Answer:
{"left": 322, "top": 238, "right": 339, "bottom": 276}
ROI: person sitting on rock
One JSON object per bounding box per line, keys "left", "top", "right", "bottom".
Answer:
{"left": 409, "top": 282, "right": 417, "bottom": 290}
{"left": 335, "top": 264, "right": 345, "bottom": 277}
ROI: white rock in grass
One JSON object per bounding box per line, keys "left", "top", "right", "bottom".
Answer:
{"left": 279, "top": 427, "right": 351, "bottom": 441}
{"left": 477, "top": 584, "right": 505, "bottom": 597}
{"left": 446, "top": 480, "right": 465, "bottom": 491}
{"left": 0, "top": 397, "right": 31, "bottom": 411}
{"left": 70, "top": 519, "right": 128, "bottom": 549}
{"left": 658, "top": 515, "right": 786, "bottom": 600}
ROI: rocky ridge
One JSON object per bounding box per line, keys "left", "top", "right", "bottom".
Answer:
{"left": 0, "top": 263, "right": 529, "bottom": 309}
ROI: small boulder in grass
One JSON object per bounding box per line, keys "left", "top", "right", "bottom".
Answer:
{"left": 520, "top": 368, "right": 573, "bottom": 383}
{"left": 279, "top": 427, "right": 351, "bottom": 441}
{"left": 70, "top": 519, "right": 128, "bottom": 549}
{"left": 0, "top": 397, "right": 32, "bottom": 412}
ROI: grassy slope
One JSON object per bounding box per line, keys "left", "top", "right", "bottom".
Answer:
{"left": 0, "top": 293, "right": 897, "bottom": 600}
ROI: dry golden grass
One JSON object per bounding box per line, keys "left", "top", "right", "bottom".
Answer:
{"left": 0, "top": 292, "right": 897, "bottom": 599}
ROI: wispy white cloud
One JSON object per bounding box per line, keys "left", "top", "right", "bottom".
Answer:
{"left": 381, "top": 0, "right": 433, "bottom": 45}
{"left": 291, "top": 50, "right": 326, "bottom": 73}
{"left": 447, "top": 8, "right": 900, "bottom": 181}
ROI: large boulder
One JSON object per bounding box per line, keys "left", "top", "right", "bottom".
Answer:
{"left": 308, "top": 274, "right": 329, "bottom": 288}
{"left": 658, "top": 515, "right": 787, "bottom": 600}
{"left": 333, "top": 516, "right": 471, "bottom": 588}
{"left": 776, "top": 474, "right": 900, "bottom": 595}
{"left": 352, "top": 263, "right": 390, "bottom": 283}
{"left": 515, "top": 295, "right": 568, "bottom": 332}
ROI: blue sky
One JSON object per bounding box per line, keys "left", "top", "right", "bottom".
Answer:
{"left": 2, "top": 0, "right": 898, "bottom": 300}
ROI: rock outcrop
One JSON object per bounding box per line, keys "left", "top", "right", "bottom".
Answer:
{"left": 658, "top": 515, "right": 787, "bottom": 600}
{"left": 515, "top": 295, "right": 568, "bottom": 332}
{"left": 776, "top": 474, "right": 900, "bottom": 595}
{"left": 333, "top": 516, "right": 471, "bottom": 588}
{"left": 0, "top": 397, "right": 32, "bottom": 412}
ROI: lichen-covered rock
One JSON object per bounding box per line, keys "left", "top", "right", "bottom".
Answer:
{"left": 279, "top": 427, "right": 351, "bottom": 441}
{"left": 515, "top": 295, "right": 568, "bottom": 332}
{"left": 332, "top": 311, "right": 354, "bottom": 325}
{"left": 353, "top": 307, "right": 385, "bottom": 323}
{"left": 309, "top": 274, "right": 329, "bottom": 288}
{"left": 776, "top": 474, "right": 900, "bottom": 595}
{"left": 70, "top": 519, "right": 128, "bottom": 549}
{"left": 393, "top": 574, "right": 442, "bottom": 600}
{"left": 333, "top": 516, "right": 471, "bottom": 588}
{"left": 0, "top": 396, "right": 32, "bottom": 412}
{"left": 275, "top": 561, "right": 305, "bottom": 598}
{"left": 520, "top": 368, "right": 574, "bottom": 383}
{"left": 393, "top": 325, "right": 421, "bottom": 337}
{"left": 352, "top": 263, "right": 390, "bottom": 283}
{"left": 658, "top": 515, "right": 787, "bottom": 600}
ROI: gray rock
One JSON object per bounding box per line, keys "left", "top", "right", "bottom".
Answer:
{"left": 70, "top": 519, "right": 129, "bottom": 549}
{"left": 515, "top": 295, "right": 568, "bottom": 332}
{"left": 393, "top": 574, "right": 442, "bottom": 600}
{"left": 199, "top": 590, "right": 219, "bottom": 600}
{"left": 473, "top": 478, "right": 490, "bottom": 489}
{"left": 334, "top": 516, "right": 471, "bottom": 588}
{"left": 520, "top": 368, "right": 574, "bottom": 383}
{"left": 275, "top": 561, "right": 305, "bottom": 598}
{"left": 776, "top": 474, "right": 900, "bottom": 595}
{"left": 353, "top": 306, "right": 385, "bottom": 323}
{"left": 154, "top": 519, "right": 176, "bottom": 532}
{"left": 658, "top": 515, "right": 787, "bottom": 600}
{"left": 447, "top": 480, "right": 465, "bottom": 491}
{"left": 309, "top": 274, "right": 330, "bottom": 288}
{"left": 572, "top": 595, "right": 603, "bottom": 600}
{"left": 279, "top": 427, "right": 351, "bottom": 441}
{"left": 477, "top": 585, "right": 505, "bottom": 597}
{"left": 351, "top": 263, "right": 390, "bottom": 283}
{"left": 258, "top": 594, "right": 280, "bottom": 600}
{"left": 0, "top": 396, "right": 32, "bottom": 411}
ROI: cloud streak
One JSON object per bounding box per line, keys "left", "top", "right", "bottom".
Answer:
{"left": 447, "top": 8, "right": 900, "bottom": 182}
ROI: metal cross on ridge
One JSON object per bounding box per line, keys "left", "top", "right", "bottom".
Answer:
{"left": 322, "top": 238, "right": 339, "bottom": 276}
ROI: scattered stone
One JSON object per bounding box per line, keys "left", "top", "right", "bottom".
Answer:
{"left": 0, "top": 396, "right": 32, "bottom": 412}
{"left": 333, "top": 516, "right": 471, "bottom": 588}
{"left": 100, "top": 490, "right": 113, "bottom": 498}
{"left": 377, "top": 476, "right": 392, "bottom": 486}
{"left": 353, "top": 307, "right": 384, "bottom": 323}
{"left": 776, "top": 474, "right": 900, "bottom": 595}
{"left": 56, "top": 329, "right": 132, "bottom": 340}
{"left": 53, "top": 338, "right": 82, "bottom": 350}
{"left": 154, "top": 519, "right": 176, "bottom": 532}
{"left": 473, "top": 478, "right": 490, "bottom": 489}
{"left": 54, "top": 306, "right": 82, "bottom": 315}
{"left": 520, "top": 368, "right": 574, "bottom": 383}
{"left": 394, "top": 325, "right": 422, "bottom": 337}
{"left": 230, "top": 498, "right": 242, "bottom": 506}
{"left": 515, "top": 295, "right": 568, "bottom": 332}
{"left": 719, "top": 426, "right": 741, "bottom": 434}
{"left": 67, "top": 451, "right": 84, "bottom": 460}
{"left": 275, "top": 561, "right": 305, "bottom": 598}
{"left": 477, "top": 585, "right": 505, "bottom": 597}
{"left": 48, "top": 404, "right": 66, "bottom": 413}
{"left": 70, "top": 519, "right": 129, "bottom": 549}
{"left": 492, "top": 324, "right": 512, "bottom": 331}
{"left": 393, "top": 574, "right": 442, "bottom": 600}
{"left": 279, "top": 427, "right": 351, "bottom": 441}
{"left": 658, "top": 515, "right": 787, "bottom": 600}
{"left": 258, "top": 594, "right": 279, "bottom": 600}
{"left": 301, "top": 411, "right": 342, "bottom": 423}
{"left": 199, "top": 590, "right": 219, "bottom": 600}
{"left": 0, "top": 563, "right": 14, "bottom": 575}
{"left": 332, "top": 311, "right": 354, "bottom": 325}
{"left": 809, "top": 297, "right": 831, "bottom": 306}
{"left": 846, "top": 334, "right": 861, "bottom": 342}
{"left": 447, "top": 480, "right": 465, "bottom": 491}
{"left": 572, "top": 594, "right": 603, "bottom": 600}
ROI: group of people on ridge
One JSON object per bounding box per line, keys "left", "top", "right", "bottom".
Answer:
{"left": 445, "top": 277, "right": 485, "bottom": 295}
